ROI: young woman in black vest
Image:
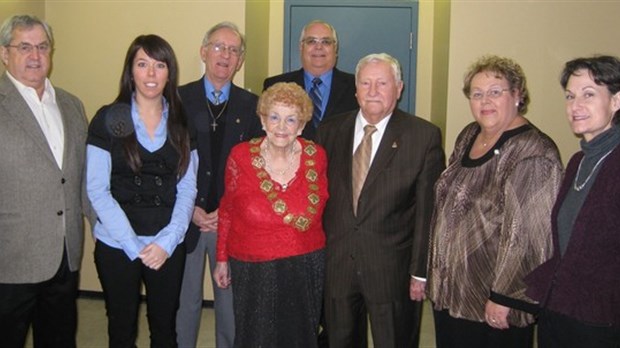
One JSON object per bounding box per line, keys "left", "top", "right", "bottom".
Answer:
{"left": 86, "top": 34, "right": 197, "bottom": 347}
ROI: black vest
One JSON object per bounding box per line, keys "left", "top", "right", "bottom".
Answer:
{"left": 110, "top": 139, "right": 179, "bottom": 236}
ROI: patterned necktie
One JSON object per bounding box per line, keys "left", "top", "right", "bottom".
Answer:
{"left": 212, "top": 90, "right": 222, "bottom": 105}
{"left": 352, "top": 125, "right": 377, "bottom": 215}
{"left": 310, "top": 78, "right": 323, "bottom": 128}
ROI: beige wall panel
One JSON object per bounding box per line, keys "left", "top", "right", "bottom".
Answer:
{"left": 415, "top": 0, "right": 434, "bottom": 121}
{"left": 267, "top": 0, "right": 284, "bottom": 77}
{"left": 446, "top": 1, "right": 620, "bottom": 163}
{"left": 245, "top": 0, "right": 270, "bottom": 94}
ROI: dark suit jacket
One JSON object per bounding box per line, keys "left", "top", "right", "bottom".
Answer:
{"left": 263, "top": 68, "right": 357, "bottom": 140}
{"left": 0, "top": 73, "right": 89, "bottom": 283}
{"left": 179, "top": 78, "right": 263, "bottom": 253}
{"left": 316, "top": 109, "right": 445, "bottom": 301}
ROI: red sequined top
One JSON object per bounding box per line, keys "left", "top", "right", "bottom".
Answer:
{"left": 216, "top": 137, "right": 328, "bottom": 262}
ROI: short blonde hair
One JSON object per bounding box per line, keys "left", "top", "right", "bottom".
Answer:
{"left": 257, "top": 82, "right": 313, "bottom": 124}
{"left": 462, "top": 55, "right": 530, "bottom": 115}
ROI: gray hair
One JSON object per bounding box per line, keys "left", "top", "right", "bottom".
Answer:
{"left": 299, "top": 20, "right": 338, "bottom": 52}
{"left": 201, "top": 21, "right": 245, "bottom": 56}
{"left": 0, "top": 15, "right": 53, "bottom": 47}
{"left": 355, "top": 53, "right": 402, "bottom": 83}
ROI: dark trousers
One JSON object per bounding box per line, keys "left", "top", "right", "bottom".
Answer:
{"left": 325, "top": 275, "right": 421, "bottom": 348}
{"left": 95, "top": 240, "right": 185, "bottom": 348}
{"left": 433, "top": 308, "right": 533, "bottom": 348}
{"left": 537, "top": 309, "right": 620, "bottom": 348}
{"left": 0, "top": 249, "right": 79, "bottom": 348}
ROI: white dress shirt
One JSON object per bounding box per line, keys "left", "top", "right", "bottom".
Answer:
{"left": 352, "top": 111, "right": 392, "bottom": 164}
{"left": 7, "top": 72, "right": 65, "bottom": 169}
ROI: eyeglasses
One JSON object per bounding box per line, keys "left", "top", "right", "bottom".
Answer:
{"left": 469, "top": 88, "right": 511, "bottom": 100}
{"left": 302, "top": 37, "right": 335, "bottom": 47}
{"left": 5, "top": 42, "right": 51, "bottom": 55}
{"left": 207, "top": 43, "right": 242, "bottom": 57}
{"left": 266, "top": 114, "right": 300, "bottom": 127}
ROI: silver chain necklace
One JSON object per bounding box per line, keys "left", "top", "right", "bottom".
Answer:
{"left": 573, "top": 149, "right": 613, "bottom": 191}
{"left": 206, "top": 99, "right": 229, "bottom": 132}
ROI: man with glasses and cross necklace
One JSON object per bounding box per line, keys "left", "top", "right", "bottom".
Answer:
{"left": 176, "top": 21, "right": 263, "bottom": 348}
{"left": 263, "top": 20, "right": 358, "bottom": 141}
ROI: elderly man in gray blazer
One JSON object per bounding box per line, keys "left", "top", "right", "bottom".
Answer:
{"left": 0, "top": 15, "right": 89, "bottom": 348}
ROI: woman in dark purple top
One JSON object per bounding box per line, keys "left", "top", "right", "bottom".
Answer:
{"left": 526, "top": 56, "right": 620, "bottom": 348}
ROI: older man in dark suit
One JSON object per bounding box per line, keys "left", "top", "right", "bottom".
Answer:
{"left": 0, "top": 15, "right": 90, "bottom": 348}
{"left": 263, "top": 20, "right": 357, "bottom": 141}
{"left": 176, "top": 22, "right": 264, "bottom": 348}
{"left": 316, "top": 53, "right": 445, "bottom": 348}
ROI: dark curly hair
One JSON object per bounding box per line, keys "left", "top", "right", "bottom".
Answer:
{"left": 560, "top": 55, "right": 620, "bottom": 122}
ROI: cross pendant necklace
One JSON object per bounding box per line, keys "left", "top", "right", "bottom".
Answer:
{"left": 206, "top": 99, "right": 229, "bottom": 132}
{"left": 210, "top": 120, "right": 218, "bottom": 132}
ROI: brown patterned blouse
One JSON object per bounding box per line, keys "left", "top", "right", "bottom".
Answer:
{"left": 426, "top": 122, "right": 563, "bottom": 327}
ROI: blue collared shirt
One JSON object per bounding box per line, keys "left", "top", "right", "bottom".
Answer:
{"left": 304, "top": 70, "right": 333, "bottom": 117}
{"left": 87, "top": 97, "right": 198, "bottom": 260}
{"left": 203, "top": 78, "right": 232, "bottom": 103}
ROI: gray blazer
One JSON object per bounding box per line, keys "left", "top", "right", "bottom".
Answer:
{"left": 0, "top": 73, "right": 89, "bottom": 283}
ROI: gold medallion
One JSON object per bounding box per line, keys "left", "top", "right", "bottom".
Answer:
{"left": 295, "top": 216, "right": 310, "bottom": 231}
{"left": 260, "top": 179, "right": 273, "bottom": 193}
{"left": 306, "top": 169, "right": 318, "bottom": 182}
{"left": 273, "top": 199, "right": 287, "bottom": 214}
{"left": 305, "top": 144, "right": 317, "bottom": 156}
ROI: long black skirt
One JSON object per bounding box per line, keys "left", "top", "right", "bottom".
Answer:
{"left": 230, "top": 248, "right": 325, "bottom": 348}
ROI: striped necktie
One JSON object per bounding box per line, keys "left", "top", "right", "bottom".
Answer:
{"left": 310, "top": 78, "right": 323, "bottom": 128}
{"left": 352, "top": 125, "right": 377, "bottom": 215}
{"left": 212, "top": 90, "right": 222, "bottom": 105}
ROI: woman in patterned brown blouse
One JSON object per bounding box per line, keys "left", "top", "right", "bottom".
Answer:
{"left": 426, "top": 55, "right": 563, "bottom": 348}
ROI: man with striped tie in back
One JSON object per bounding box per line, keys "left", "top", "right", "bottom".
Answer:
{"left": 263, "top": 20, "right": 358, "bottom": 141}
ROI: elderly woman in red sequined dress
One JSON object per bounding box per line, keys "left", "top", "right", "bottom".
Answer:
{"left": 213, "top": 82, "right": 328, "bottom": 348}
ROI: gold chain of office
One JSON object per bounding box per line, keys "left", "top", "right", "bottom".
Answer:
{"left": 249, "top": 138, "right": 321, "bottom": 232}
